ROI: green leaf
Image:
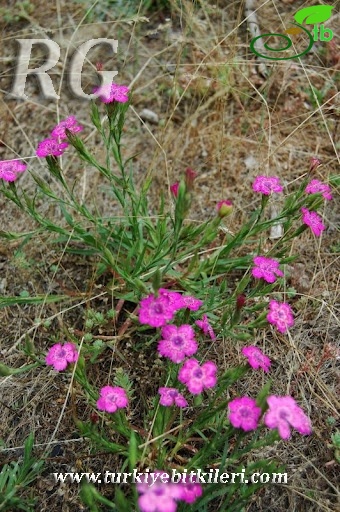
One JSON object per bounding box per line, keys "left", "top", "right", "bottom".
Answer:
{"left": 329, "top": 175, "right": 340, "bottom": 188}
{"left": 256, "top": 380, "right": 272, "bottom": 412}
{"left": 294, "top": 5, "right": 333, "bottom": 25}
{"left": 128, "top": 431, "right": 139, "bottom": 471}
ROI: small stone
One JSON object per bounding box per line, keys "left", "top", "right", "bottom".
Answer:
{"left": 139, "top": 108, "right": 159, "bottom": 124}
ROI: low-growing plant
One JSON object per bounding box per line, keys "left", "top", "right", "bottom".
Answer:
{"left": 0, "top": 81, "right": 336, "bottom": 511}
{"left": 0, "top": 434, "right": 44, "bottom": 511}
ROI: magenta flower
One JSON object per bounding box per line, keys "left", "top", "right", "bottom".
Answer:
{"left": 301, "top": 207, "right": 326, "bottom": 237}
{"left": 51, "top": 116, "right": 83, "bottom": 140}
{"left": 158, "top": 289, "right": 184, "bottom": 312}
{"left": 242, "top": 345, "right": 271, "bottom": 373}
{"left": 195, "top": 314, "right": 216, "bottom": 340}
{"left": 264, "top": 395, "right": 312, "bottom": 440}
{"left": 180, "top": 478, "right": 203, "bottom": 504}
{"left": 252, "top": 175, "right": 283, "bottom": 195}
{"left": 158, "top": 387, "right": 188, "bottom": 408}
{"left": 93, "top": 82, "right": 129, "bottom": 103}
{"left": 180, "top": 295, "right": 203, "bottom": 311}
{"left": 158, "top": 324, "right": 198, "bottom": 363}
{"left": 178, "top": 358, "right": 217, "bottom": 395}
{"left": 305, "top": 179, "right": 332, "bottom": 200}
{"left": 228, "top": 396, "right": 262, "bottom": 431}
{"left": 97, "top": 386, "right": 128, "bottom": 413}
{"left": 0, "top": 159, "right": 27, "bottom": 182}
{"left": 267, "top": 300, "right": 294, "bottom": 334}
{"left": 252, "top": 255, "right": 283, "bottom": 283}
{"left": 216, "top": 200, "right": 233, "bottom": 218}
{"left": 170, "top": 182, "right": 179, "bottom": 197}
{"left": 139, "top": 293, "right": 176, "bottom": 328}
{"left": 46, "top": 342, "right": 78, "bottom": 371}
{"left": 36, "top": 138, "right": 69, "bottom": 157}
{"left": 137, "top": 471, "right": 183, "bottom": 512}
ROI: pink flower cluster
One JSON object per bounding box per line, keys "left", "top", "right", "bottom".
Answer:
{"left": 138, "top": 289, "right": 218, "bottom": 406}
{"left": 0, "top": 159, "right": 27, "bottom": 182}
{"left": 46, "top": 343, "right": 128, "bottom": 414}
{"left": 36, "top": 116, "right": 83, "bottom": 158}
{"left": 137, "top": 470, "right": 203, "bottom": 512}
{"left": 228, "top": 394, "right": 312, "bottom": 439}
{"left": 138, "top": 289, "right": 202, "bottom": 328}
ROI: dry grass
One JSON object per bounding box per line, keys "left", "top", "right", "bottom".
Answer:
{"left": 0, "top": 0, "right": 339, "bottom": 510}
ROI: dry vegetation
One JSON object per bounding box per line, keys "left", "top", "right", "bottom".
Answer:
{"left": 0, "top": 0, "right": 339, "bottom": 511}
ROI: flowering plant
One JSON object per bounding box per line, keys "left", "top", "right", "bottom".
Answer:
{"left": 0, "top": 81, "right": 335, "bottom": 512}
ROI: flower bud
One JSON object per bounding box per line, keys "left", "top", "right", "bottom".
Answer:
{"left": 216, "top": 200, "right": 233, "bottom": 218}
{"left": 310, "top": 156, "right": 321, "bottom": 172}
{"left": 185, "top": 167, "right": 197, "bottom": 190}
{"left": 236, "top": 294, "right": 246, "bottom": 310}
{"left": 170, "top": 181, "right": 179, "bottom": 197}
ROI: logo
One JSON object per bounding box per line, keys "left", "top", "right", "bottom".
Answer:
{"left": 250, "top": 5, "right": 334, "bottom": 61}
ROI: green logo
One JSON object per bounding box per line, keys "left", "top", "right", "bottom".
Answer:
{"left": 250, "top": 5, "right": 334, "bottom": 61}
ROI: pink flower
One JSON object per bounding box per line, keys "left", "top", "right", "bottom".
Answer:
{"left": 137, "top": 471, "right": 183, "bottom": 512}
{"left": 178, "top": 358, "right": 217, "bottom": 395}
{"left": 305, "top": 179, "right": 332, "bottom": 200}
{"left": 195, "top": 314, "right": 216, "bottom": 340}
{"left": 51, "top": 116, "right": 83, "bottom": 140}
{"left": 301, "top": 207, "right": 326, "bottom": 237}
{"left": 267, "top": 300, "right": 294, "bottom": 334}
{"left": 158, "top": 324, "right": 198, "bottom": 363}
{"left": 228, "top": 396, "right": 262, "bottom": 431}
{"left": 46, "top": 342, "right": 78, "bottom": 371}
{"left": 180, "top": 295, "right": 203, "bottom": 311}
{"left": 264, "top": 395, "right": 312, "bottom": 440}
{"left": 158, "top": 289, "right": 184, "bottom": 312}
{"left": 179, "top": 477, "right": 203, "bottom": 504}
{"left": 242, "top": 345, "right": 271, "bottom": 373}
{"left": 36, "top": 138, "right": 69, "bottom": 157}
{"left": 0, "top": 159, "right": 27, "bottom": 182}
{"left": 93, "top": 82, "right": 129, "bottom": 103}
{"left": 170, "top": 182, "right": 179, "bottom": 197}
{"left": 252, "top": 175, "right": 283, "bottom": 195}
{"left": 158, "top": 387, "right": 188, "bottom": 407}
{"left": 96, "top": 386, "right": 128, "bottom": 413}
{"left": 216, "top": 200, "right": 233, "bottom": 218}
{"left": 139, "top": 293, "right": 177, "bottom": 328}
{"left": 252, "top": 255, "right": 283, "bottom": 283}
